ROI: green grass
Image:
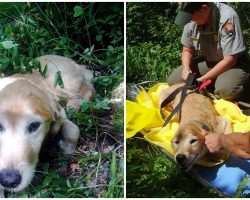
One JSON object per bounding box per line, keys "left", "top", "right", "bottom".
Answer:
{"left": 8, "top": 148, "right": 123, "bottom": 198}
{"left": 0, "top": 2, "right": 124, "bottom": 198}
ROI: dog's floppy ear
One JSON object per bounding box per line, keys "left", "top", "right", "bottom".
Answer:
{"left": 192, "top": 121, "right": 210, "bottom": 136}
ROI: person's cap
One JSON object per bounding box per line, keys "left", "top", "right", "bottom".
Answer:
{"left": 174, "top": 2, "right": 205, "bottom": 27}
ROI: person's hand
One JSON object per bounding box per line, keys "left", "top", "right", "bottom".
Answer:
{"left": 197, "top": 75, "right": 206, "bottom": 82}
{"left": 181, "top": 68, "right": 192, "bottom": 80}
{"left": 205, "top": 133, "right": 222, "bottom": 153}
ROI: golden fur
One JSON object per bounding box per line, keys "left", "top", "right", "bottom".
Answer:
{"left": 0, "top": 55, "right": 94, "bottom": 196}
{"left": 159, "top": 83, "right": 231, "bottom": 171}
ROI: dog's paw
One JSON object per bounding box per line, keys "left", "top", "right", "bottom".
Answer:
{"left": 57, "top": 120, "right": 80, "bottom": 154}
{"left": 57, "top": 138, "right": 78, "bottom": 154}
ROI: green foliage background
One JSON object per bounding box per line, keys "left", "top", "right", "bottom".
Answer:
{"left": 0, "top": 3, "right": 123, "bottom": 81}
{"left": 126, "top": 2, "right": 250, "bottom": 83}
{"left": 126, "top": 2, "right": 181, "bottom": 83}
{"left": 0, "top": 2, "right": 124, "bottom": 198}
{"left": 126, "top": 2, "right": 250, "bottom": 198}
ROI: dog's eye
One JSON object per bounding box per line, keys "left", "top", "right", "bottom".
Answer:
{"left": 27, "top": 122, "right": 41, "bottom": 133}
{"left": 190, "top": 139, "right": 197, "bottom": 144}
{"left": 174, "top": 140, "right": 179, "bottom": 145}
{"left": 0, "top": 123, "right": 5, "bottom": 132}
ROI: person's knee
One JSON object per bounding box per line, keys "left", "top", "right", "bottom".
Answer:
{"left": 167, "top": 73, "right": 177, "bottom": 85}
{"left": 167, "top": 68, "right": 184, "bottom": 86}
{"left": 215, "top": 84, "right": 244, "bottom": 100}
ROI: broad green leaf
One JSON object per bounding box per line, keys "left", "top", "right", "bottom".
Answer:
{"left": 1, "top": 40, "right": 19, "bottom": 49}
{"left": 73, "top": 6, "right": 83, "bottom": 17}
{"left": 95, "top": 99, "right": 110, "bottom": 110}
{"left": 0, "top": 58, "right": 9, "bottom": 69}
{"left": 93, "top": 76, "right": 113, "bottom": 86}
{"left": 80, "top": 99, "right": 90, "bottom": 112}
{"left": 96, "top": 34, "right": 102, "bottom": 41}
{"left": 54, "top": 71, "right": 64, "bottom": 88}
{"left": 41, "top": 64, "right": 48, "bottom": 77}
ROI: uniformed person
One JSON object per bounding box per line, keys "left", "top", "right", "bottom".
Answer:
{"left": 168, "top": 2, "right": 250, "bottom": 100}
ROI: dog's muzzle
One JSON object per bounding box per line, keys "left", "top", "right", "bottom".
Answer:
{"left": 0, "top": 169, "right": 22, "bottom": 188}
{"left": 176, "top": 154, "right": 187, "bottom": 167}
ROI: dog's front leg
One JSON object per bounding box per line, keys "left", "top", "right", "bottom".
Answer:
{"left": 52, "top": 107, "right": 80, "bottom": 154}
{"left": 58, "top": 119, "right": 80, "bottom": 154}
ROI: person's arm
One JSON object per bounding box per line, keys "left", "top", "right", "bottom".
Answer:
{"left": 181, "top": 46, "right": 195, "bottom": 80}
{"left": 197, "top": 54, "right": 238, "bottom": 82}
{"left": 205, "top": 132, "right": 250, "bottom": 159}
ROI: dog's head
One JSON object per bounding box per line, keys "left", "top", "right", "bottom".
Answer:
{"left": 171, "top": 122, "right": 208, "bottom": 171}
{"left": 0, "top": 78, "right": 55, "bottom": 192}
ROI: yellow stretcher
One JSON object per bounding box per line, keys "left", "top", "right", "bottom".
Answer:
{"left": 126, "top": 83, "right": 250, "bottom": 196}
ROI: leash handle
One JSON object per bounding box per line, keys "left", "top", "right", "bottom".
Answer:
{"left": 199, "top": 79, "right": 212, "bottom": 92}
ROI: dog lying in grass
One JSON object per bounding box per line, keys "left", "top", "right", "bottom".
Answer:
{"left": 0, "top": 55, "right": 94, "bottom": 197}
{"left": 159, "top": 83, "right": 231, "bottom": 171}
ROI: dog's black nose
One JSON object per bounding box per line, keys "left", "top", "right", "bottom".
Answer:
{"left": 176, "top": 154, "right": 187, "bottom": 165}
{"left": 0, "top": 169, "right": 22, "bottom": 188}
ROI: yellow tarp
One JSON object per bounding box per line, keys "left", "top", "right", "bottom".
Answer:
{"left": 126, "top": 83, "right": 250, "bottom": 166}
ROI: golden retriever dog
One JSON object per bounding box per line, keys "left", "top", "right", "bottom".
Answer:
{"left": 159, "top": 83, "right": 231, "bottom": 171}
{"left": 0, "top": 55, "right": 94, "bottom": 197}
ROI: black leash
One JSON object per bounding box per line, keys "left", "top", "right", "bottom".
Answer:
{"left": 162, "top": 73, "right": 196, "bottom": 127}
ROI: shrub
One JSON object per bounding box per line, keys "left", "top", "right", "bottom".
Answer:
{"left": 127, "top": 41, "right": 181, "bottom": 83}
{"left": 126, "top": 2, "right": 180, "bottom": 46}
{"left": 126, "top": 3, "right": 182, "bottom": 83}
